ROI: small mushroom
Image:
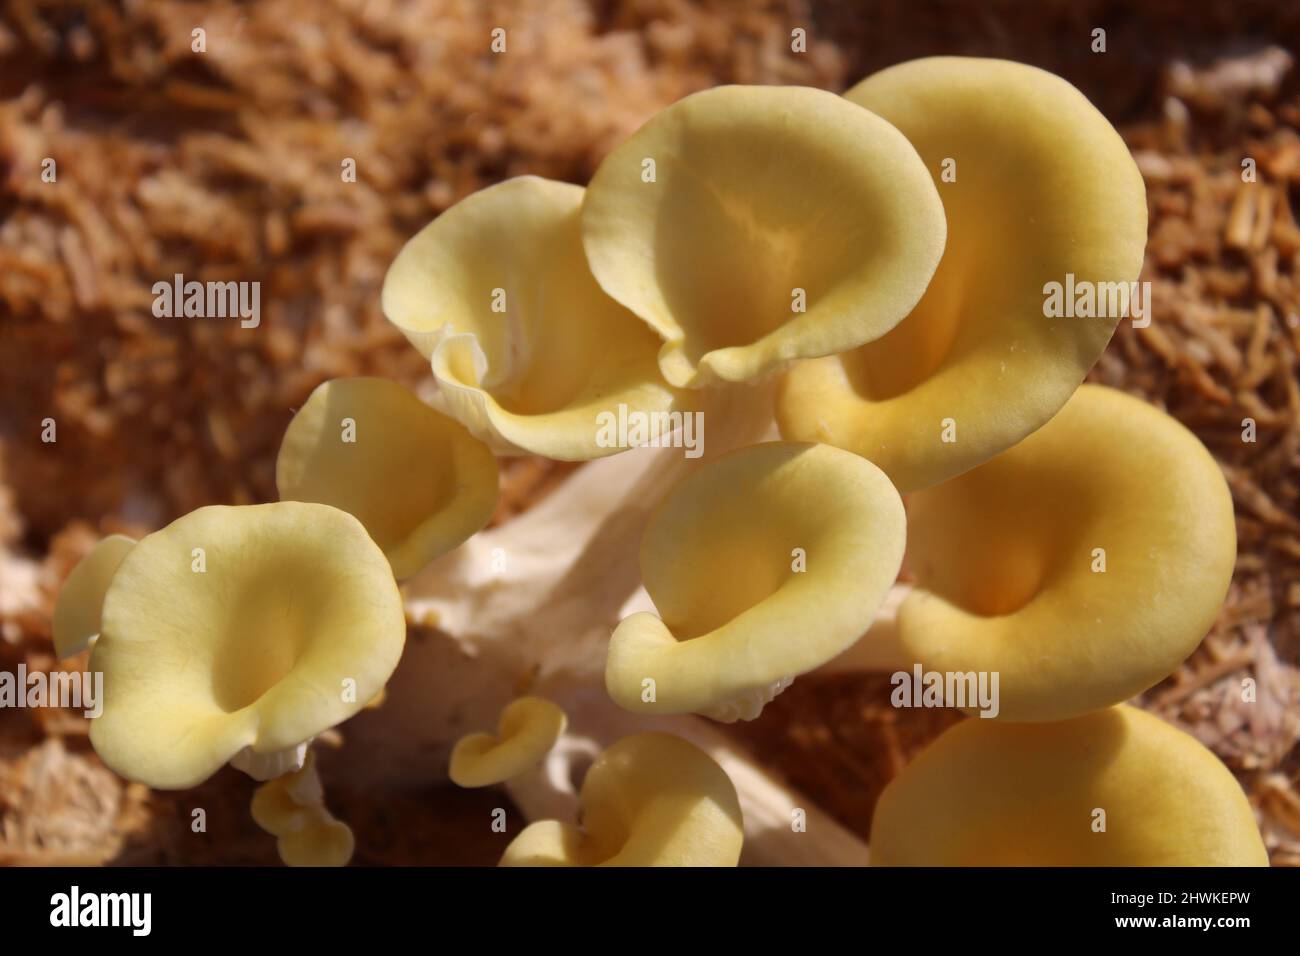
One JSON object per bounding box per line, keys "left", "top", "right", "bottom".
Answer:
{"left": 275, "top": 811, "right": 355, "bottom": 868}
{"left": 449, "top": 696, "right": 567, "bottom": 788}
{"left": 381, "top": 176, "right": 691, "bottom": 461}
{"left": 606, "top": 442, "right": 905, "bottom": 720}
{"left": 500, "top": 732, "right": 743, "bottom": 867}
{"left": 251, "top": 750, "right": 355, "bottom": 867}
{"left": 276, "top": 376, "right": 499, "bottom": 580}
{"left": 581, "top": 85, "right": 946, "bottom": 389}
{"left": 895, "top": 384, "right": 1236, "bottom": 722}
{"left": 778, "top": 57, "right": 1147, "bottom": 491}
{"left": 871, "top": 705, "right": 1268, "bottom": 865}
{"left": 51, "top": 534, "right": 135, "bottom": 658}
{"left": 88, "top": 502, "right": 405, "bottom": 789}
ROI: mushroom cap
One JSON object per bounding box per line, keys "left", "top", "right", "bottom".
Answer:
{"left": 251, "top": 777, "right": 315, "bottom": 836}
{"left": 500, "top": 732, "right": 743, "bottom": 866}
{"left": 277, "top": 809, "right": 355, "bottom": 867}
{"left": 449, "top": 696, "right": 568, "bottom": 787}
{"left": 606, "top": 442, "right": 906, "bottom": 718}
{"left": 381, "top": 176, "right": 690, "bottom": 461}
{"left": 581, "top": 85, "right": 946, "bottom": 389}
{"left": 871, "top": 705, "right": 1268, "bottom": 866}
{"left": 899, "top": 384, "right": 1236, "bottom": 722}
{"left": 89, "top": 502, "right": 405, "bottom": 790}
{"left": 250, "top": 749, "right": 326, "bottom": 835}
{"left": 276, "top": 376, "right": 499, "bottom": 580}
{"left": 52, "top": 534, "right": 135, "bottom": 658}
{"left": 778, "top": 57, "right": 1147, "bottom": 492}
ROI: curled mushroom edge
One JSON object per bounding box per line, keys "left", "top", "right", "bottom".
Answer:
{"left": 605, "top": 441, "right": 906, "bottom": 721}
{"left": 582, "top": 84, "right": 947, "bottom": 390}
{"left": 381, "top": 175, "right": 697, "bottom": 462}
{"left": 51, "top": 533, "right": 136, "bottom": 659}
{"left": 449, "top": 696, "right": 568, "bottom": 788}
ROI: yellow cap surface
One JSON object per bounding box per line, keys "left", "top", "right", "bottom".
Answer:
{"left": 90, "top": 502, "right": 405, "bottom": 790}
{"left": 382, "top": 176, "right": 690, "bottom": 460}
{"left": 899, "top": 385, "right": 1237, "bottom": 721}
{"left": 780, "top": 58, "right": 1147, "bottom": 491}
{"left": 871, "top": 705, "right": 1268, "bottom": 866}
{"left": 277, "top": 376, "right": 498, "bottom": 580}
{"left": 501, "top": 733, "right": 743, "bottom": 866}
{"left": 607, "top": 442, "right": 906, "bottom": 718}
{"left": 582, "top": 85, "right": 945, "bottom": 388}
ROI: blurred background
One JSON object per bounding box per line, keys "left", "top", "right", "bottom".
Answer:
{"left": 1, "top": 0, "right": 1298, "bottom": 865}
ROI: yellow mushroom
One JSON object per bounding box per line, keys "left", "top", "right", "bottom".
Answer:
{"left": 896, "top": 384, "right": 1235, "bottom": 722}
{"left": 252, "top": 751, "right": 355, "bottom": 867}
{"left": 582, "top": 85, "right": 946, "bottom": 389}
{"left": 88, "top": 502, "right": 405, "bottom": 789}
{"left": 500, "top": 732, "right": 743, "bottom": 867}
{"left": 778, "top": 57, "right": 1147, "bottom": 492}
{"left": 381, "top": 176, "right": 691, "bottom": 461}
{"left": 606, "top": 442, "right": 906, "bottom": 720}
{"left": 871, "top": 705, "right": 1268, "bottom": 866}
{"left": 51, "top": 534, "right": 136, "bottom": 658}
{"left": 449, "top": 696, "right": 567, "bottom": 788}
{"left": 276, "top": 810, "right": 355, "bottom": 868}
{"left": 276, "top": 376, "right": 499, "bottom": 580}
{"left": 250, "top": 778, "right": 317, "bottom": 837}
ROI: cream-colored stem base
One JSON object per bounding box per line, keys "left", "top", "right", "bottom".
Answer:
{"left": 231, "top": 741, "right": 309, "bottom": 782}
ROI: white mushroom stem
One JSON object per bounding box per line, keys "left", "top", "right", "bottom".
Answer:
{"left": 230, "top": 741, "right": 310, "bottom": 782}
{"left": 504, "top": 735, "right": 602, "bottom": 824}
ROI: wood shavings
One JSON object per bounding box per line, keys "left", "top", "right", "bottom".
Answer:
{"left": 0, "top": 737, "right": 149, "bottom": 865}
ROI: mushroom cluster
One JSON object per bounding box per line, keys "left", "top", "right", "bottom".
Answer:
{"left": 54, "top": 56, "right": 1267, "bottom": 866}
